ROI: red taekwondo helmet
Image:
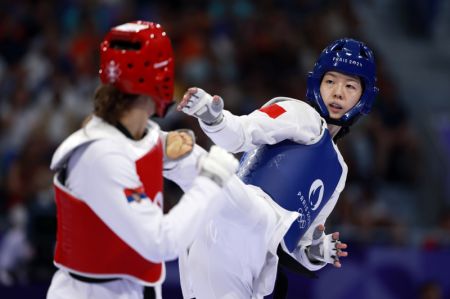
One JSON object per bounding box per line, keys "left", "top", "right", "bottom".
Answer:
{"left": 99, "top": 20, "right": 175, "bottom": 117}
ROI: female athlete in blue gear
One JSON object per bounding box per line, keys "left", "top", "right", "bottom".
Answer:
{"left": 176, "top": 38, "right": 378, "bottom": 299}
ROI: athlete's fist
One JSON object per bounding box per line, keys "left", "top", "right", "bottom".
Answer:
{"left": 306, "top": 224, "right": 348, "bottom": 267}
{"left": 198, "top": 145, "right": 238, "bottom": 187}
{"left": 177, "top": 87, "right": 224, "bottom": 125}
{"left": 165, "top": 130, "right": 195, "bottom": 160}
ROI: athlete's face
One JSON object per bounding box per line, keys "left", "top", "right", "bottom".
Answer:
{"left": 320, "top": 71, "right": 362, "bottom": 120}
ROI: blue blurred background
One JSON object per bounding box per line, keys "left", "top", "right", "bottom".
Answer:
{"left": 0, "top": 0, "right": 449, "bottom": 298}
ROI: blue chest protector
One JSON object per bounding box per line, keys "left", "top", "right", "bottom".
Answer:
{"left": 237, "top": 130, "right": 343, "bottom": 252}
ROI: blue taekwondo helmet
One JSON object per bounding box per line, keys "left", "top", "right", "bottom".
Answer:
{"left": 306, "top": 38, "right": 378, "bottom": 126}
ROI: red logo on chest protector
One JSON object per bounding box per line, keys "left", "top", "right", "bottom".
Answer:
{"left": 259, "top": 104, "right": 286, "bottom": 119}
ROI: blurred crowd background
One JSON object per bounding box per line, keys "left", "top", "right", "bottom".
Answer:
{"left": 0, "top": 0, "right": 449, "bottom": 298}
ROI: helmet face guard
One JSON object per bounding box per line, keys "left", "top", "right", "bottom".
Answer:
{"left": 99, "top": 21, "right": 175, "bottom": 117}
{"left": 306, "top": 38, "right": 378, "bottom": 126}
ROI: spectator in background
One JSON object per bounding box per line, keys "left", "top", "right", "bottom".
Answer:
{"left": 368, "top": 69, "right": 422, "bottom": 185}
{"left": 418, "top": 280, "right": 443, "bottom": 299}
{"left": 0, "top": 204, "right": 33, "bottom": 286}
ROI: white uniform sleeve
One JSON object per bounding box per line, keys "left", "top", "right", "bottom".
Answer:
{"left": 199, "top": 100, "right": 323, "bottom": 153}
{"left": 68, "top": 141, "right": 223, "bottom": 263}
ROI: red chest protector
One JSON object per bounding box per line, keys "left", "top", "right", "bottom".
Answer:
{"left": 53, "top": 139, "right": 164, "bottom": 286}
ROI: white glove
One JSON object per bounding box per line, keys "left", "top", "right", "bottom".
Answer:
{"left": 306, "top": 225, "right": 343, "bottom": 265}
{"left": 198, "top": 145, "right": 238, "bottom": 187}
{"left": 177, "top": 87, "right": 224, "bottom": 125}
